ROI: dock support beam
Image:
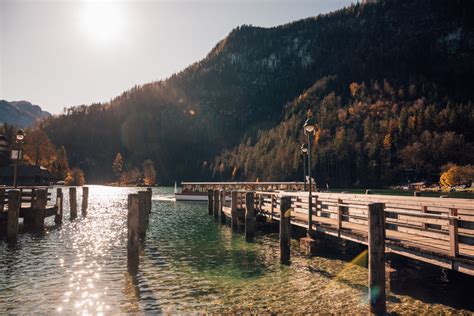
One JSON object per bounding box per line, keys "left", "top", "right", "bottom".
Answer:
{"left": 220, "top": 190, "right": 226, "bottom": 224}
{"left": 138, "top": 191, "right": 150, "bottom": 239}
{"left": 368, "top": 202, "right": 386, "bottom": 315}
{"left": 231, "top": 191, "right": 238, "bottom": 230}
{"left": 7, "top": 190, "right": 20, "bottom": 241}
{"left": 55, "top": 188, "right": 63, "bottom": 224}
{"left": 0, "top": 189, "right": 5, "bottom": 212}
{"left": 34, "top": 189, "right": 47, "bottom": 231}
{"left": 147, "top": 188, "right": 152, "bottom": 214}
{"left": 81, "top": 186, "right": 89, "bottom": 217}
{"left": 280, "top": 196, "right": 291, "bottom": 264}
{"left": 207, "top": 190, "right": 213, "bottom": 215}
{"left": 213, "top": 190, "right": 219, "bottom": 219}
{"left": 245, "top": 192, "right": 255, "bottom": 241}
{"left": 127, "top": 194, "right": 140, "bottom": 274}
{"left": 69, "top": 187, "right": 77, "bottom": 220}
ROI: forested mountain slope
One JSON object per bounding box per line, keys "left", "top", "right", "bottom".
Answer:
{"left": 41, "top": 0, "right": 474, "bottom": 184}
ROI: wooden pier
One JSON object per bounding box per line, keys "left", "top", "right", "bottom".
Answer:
{"left": 0, "top": 186, "right": 89, "bottom": 239}
{"left": 208, "top": 187, "right": 474, "bottom": 314}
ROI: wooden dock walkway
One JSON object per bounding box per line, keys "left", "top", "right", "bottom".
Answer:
{"left": 214, "top": 189, "right": 474, "bottom": 275}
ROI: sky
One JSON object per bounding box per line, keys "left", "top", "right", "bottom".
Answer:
{"left": 1, "top": 0, "right": 354, "bottom": 114}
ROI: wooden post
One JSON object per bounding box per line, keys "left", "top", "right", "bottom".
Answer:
{"left": 208, "top": 190, "right": 213, "bottom": 215}
{"left": 7, "top": 190, "right": 20, "bottom": 241}
{"left": 449, "top": 208, "right": 459, "bottom": 258}
{"left": 34, "top": 189, "right": 47, "bottom": 231}
{"left": 220, "top": 190, "right": 226, "bottom": 224}
{"left": 231, "top": 191, "right": 238, "bottom": 230}
{"left": 81, "top": 186, "right": 89, "bottom": 217}
{"left": 270, "top": 195, "right": 275, "bottom": 221}
{"left": 127, "top": 194, "right": 140, "bottom": 274}
{"left": 280, "top": 196, "right": 291, "bottom": 264}
{"left": 420, "top": 205, "right": 427, "bottom": 230}
{"left": 138, "top": 191, "right": 149, "bottom": 239}
{"left": 55, "top": 188, "right": 63, "bottom": 224}
{"left": 147, "top": 188, "right": 152, "bottom": 214}
{"left": 213, "top": 190, "right": 219, "bottom": 219}
{"left": 368, "top": 203, "right": 386, "bottom": 315}
{"left": 245, "top": 192, "right": 255, "bottom": 241}
{"left": 0, "top": 189, "right": 5, "bottom": 212}
{"left": 337, "top": 198, "right": 343, "bottom": 237}
{"left": 69, "top": 187, "right": 77, "bottom": 220}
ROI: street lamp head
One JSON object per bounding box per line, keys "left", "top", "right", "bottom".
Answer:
{"left": 16, "top": 129, "right": 26, "bottom": 142}
{"left": 301, "top": 143, "right": 308, "bottom": 154}
{"left": 303, "top": 117, "right": 316, "bottom": 134}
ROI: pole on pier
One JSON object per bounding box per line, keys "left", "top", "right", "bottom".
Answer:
{"left": 213, "top": 190, "right": 219, "bottom": 219}
{"left": 138, "top": 191, "right": 149, "bottom": 239}
{"left": 127, "top": 194, "right": 140, "bottom": 274}
{"left": 207, "top": 190, "right": 213, "bottom": 215}
{"left": 7, "top": 190, "right": 20, "bottom": 241}
{"left": 231, "top": 191, "right": 238, "bottom": 230}
{"left": 69, "top": 187, "right": 77, "bottom": 220}
{"left": 245, "top": 192, "right": 255, "bottom": 241}
{"left": 147, "top": 188, "right": 152, "bottom": 214}
{"left": 280, "top": 196, "right": 291, "bottom": 264}
{"left": 34, "top": 189, "right": 47, "bottom": 231}
{"left": 81, "top": 186, "right": 89, "bottom": 217}
{"left": 368, "top": 202, "right": 386, "bottom": 315}
{"left": 55, "top": 188, "right": 63, "bottom": 224}
{"left": 220, "top": 190, "right": 226, "bottom": 224}
{"left": 0, "top": 189, "right": 5, "bottom": 212}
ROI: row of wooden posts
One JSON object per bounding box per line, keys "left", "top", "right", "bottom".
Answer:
{"left": 4, "top": 186, "right": 89, "bottom": 241}
{"left": 208, "top": 189, "right": 387, "bottom": 315}
{"left": 127, "top": 188, "right": 153, "bottom": 275}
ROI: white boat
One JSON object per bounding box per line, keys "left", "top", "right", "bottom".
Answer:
{"left": 174, "top": 181, "right": 208, "bottom": 201}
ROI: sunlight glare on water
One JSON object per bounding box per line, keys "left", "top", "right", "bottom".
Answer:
{"left": 0, "top": 186, "right": 472, "bottom": 314}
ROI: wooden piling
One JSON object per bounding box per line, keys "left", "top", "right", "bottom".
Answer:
{"left": 220, "top": 190, "right": 226, "bottom": 224}
{"left": 280, "top": 196, "right": 291, "bottom": 264}
{"left": 208, "top": 190, "right": 213, "bottom": 215}
{"left": 449, "top": 208, "right": 459, "bottom": 258}
{"left": 127, "top": 194, "right": 140, "bottom": 274}
{"left": 7, "top": 190, "right": 20, "bottom": 241}
{"left": 231, "top": 191, "right": 238, "bottom": 229}
{"left": 245, "top": 192, "right": 255, "bottom": 241}
{"left": 0, "top": 189, "right": 5, "bottom": 212}
{"left": 147, "top": 188, "right": 152, "bottom": 214}
{"left": 34, "top": 189, "right": 47, "bottom": 231}
{"left": 55, "top": 188, "right": 63, "bottom": 224}
{"left": 368, "top": 202, "right": 386, "bottom": 315}
{"left": 69, "top": 187, "right": 77, "bottom": 220}
{"left": 81, "top": 186, "right": 89, "bottom": 217}
{"left": 213, "top": 190, "right": 219, "bottom": 219}
{"left": 138, "top": 191, "right": 149, "bottom": 239}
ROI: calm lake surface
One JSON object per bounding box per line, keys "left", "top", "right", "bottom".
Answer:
{"left": 0, "top": 186, "right": 473, "bottom": 314}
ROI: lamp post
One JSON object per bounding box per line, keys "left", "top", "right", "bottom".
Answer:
{"left": 301, "top": 143, "right": 308, "bottom": 191}
{"left": 303, "top": 117, "right": 316, "bottom": 235}
{"left": 12, "top": 129, "right": 26, "bottom": 188}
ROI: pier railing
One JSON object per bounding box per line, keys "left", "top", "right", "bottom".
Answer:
{"left": 219, "top": 189, "right": 474, "bottom": 275}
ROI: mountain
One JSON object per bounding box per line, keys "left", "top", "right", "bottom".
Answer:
{"left": 0, "top": 100, "right": 51, "bottom": 128}
{"left": 41, "top": 0, "right": 474, "bottom": 185}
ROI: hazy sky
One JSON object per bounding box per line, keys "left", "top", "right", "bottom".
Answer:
{"left": 1, "top": 0, "right": 353, "bottom": 114}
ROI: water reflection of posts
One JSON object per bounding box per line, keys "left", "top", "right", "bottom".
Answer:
{"left": 12, "top": 129, "right": 26, "bottom": 188}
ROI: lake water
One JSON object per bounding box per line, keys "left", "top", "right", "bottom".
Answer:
{"left": 0, "top": 186, "right": 473, "bottom": 314}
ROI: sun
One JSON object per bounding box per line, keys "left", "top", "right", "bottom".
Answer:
{"left": 76, "top": 1, "right": 126, "bottom": 47}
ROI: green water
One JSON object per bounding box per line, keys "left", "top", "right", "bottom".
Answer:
{"left": 0, "top": 186, "right": 472, "bottom": 313}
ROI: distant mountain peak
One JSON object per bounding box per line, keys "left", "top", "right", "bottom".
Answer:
{"left": 0, "top": 100, "right": 51, "bottom": 127}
